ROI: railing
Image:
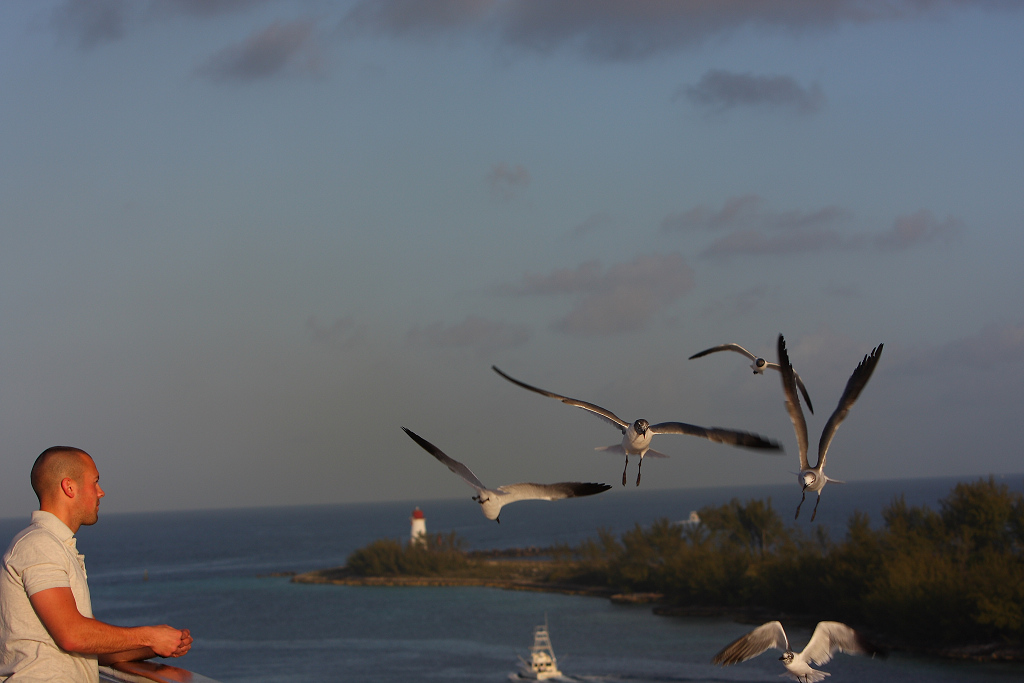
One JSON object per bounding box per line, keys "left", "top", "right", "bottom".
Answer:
{"left": 99, "top": 661, "right": 220, "bottom": 683}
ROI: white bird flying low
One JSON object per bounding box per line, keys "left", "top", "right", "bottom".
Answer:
{"left": 401, "top": 427, "right": 612, "bottom": 523}
{"left": 778, "top": 334, "right": 883, "bottom": 521}
{"left": 492, "top": 366, "right": 782, "bottom": 487}
{"left": 689, "top": 342, "right": 815, "bottom": 414}
{"left": 712, "top": 620, "right": 887, "bottom": 683}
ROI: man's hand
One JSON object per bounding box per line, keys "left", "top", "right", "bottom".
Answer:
{"left": 168, "top": 629, "right": 193, "bottom": 658}
{"left": 146, "top": 625, "right": 190, "bottom": 658}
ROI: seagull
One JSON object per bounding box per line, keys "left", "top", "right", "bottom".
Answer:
{"left": 778, "top": 334, "right": 883, "bottom": 521}
{"left": 401, "top": 427, "right": 611, "bottom": 523}
{"left": 492, "top": 366, "right": 782, "bottom": 487}
{"left": 689, "top": 342, "right": 815, "bottom": 414}
{"left": 712, "top": 620, "right": 887, "bottom": 683}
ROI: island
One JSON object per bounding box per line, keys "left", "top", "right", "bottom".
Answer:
{"left": 293, "top": 477, "right": 1024, "bottom": 661}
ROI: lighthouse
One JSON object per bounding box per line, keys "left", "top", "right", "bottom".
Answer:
{"left": 410, "top": 507, "right": 426, "bottom": 547}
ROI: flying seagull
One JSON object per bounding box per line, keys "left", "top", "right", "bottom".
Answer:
{"left": 778, "top": 334, "right": 883, "bottom": 521}
{"left": 401, "top": 427, "right": 611, "bottom": 523}
{"left": 689, "top": 342, "right": 815, "bottom": 414}
{"left": 712, "top": 620, "right": 886, "bottom": 682}
{"left": 492, "top": 366, "right": 782, "bottom": 487}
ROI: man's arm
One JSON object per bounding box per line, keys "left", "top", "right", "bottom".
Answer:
{"left": 98, "top": 631, "right": 192, "bottom": 666}
{"left": 29, "top": 586, "right": 189, "bottom": 658}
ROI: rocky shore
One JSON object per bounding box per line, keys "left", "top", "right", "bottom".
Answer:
{"left": 291, "top": 558, "right": 613, "bottom": 598}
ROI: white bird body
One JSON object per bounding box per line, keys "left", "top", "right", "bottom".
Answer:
{"left": 690, "top": 342, "right": 815, "bottom": 414}
{"left": 594, "top": 419, "right": 664, "bottom": 458}
{"left": 401, "top": 427, "right": 611, "bottom": 522}
{"left": 712, "top": 620, "right": 886, "bottom": 682}
{"left": 777, "top": 335, "right": 883, "bottom": 521}
{"left": 492, "top": 366, "right": 782, "bottom": 486}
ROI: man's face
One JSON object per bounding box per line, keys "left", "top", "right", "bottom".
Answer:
{"left": 74, "top": 455, "right": 105, "bottom": 527}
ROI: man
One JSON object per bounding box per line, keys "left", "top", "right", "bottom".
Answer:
{"left": 1, "top": 447, "right": 192, "bottom": 681}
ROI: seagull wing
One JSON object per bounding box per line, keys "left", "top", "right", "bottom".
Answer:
{"left": 816, "top": 344, "right": 883, "bottom": 470}
{"left": 402, "top": 427, "right": 486, "bottom": 493}
{"left": 793, "top": 370, "right": 815, "bottom": 415}
{"left": 778, "top": 335, "right": 810, "bottom": 471}
{"left": 649, "top": 422, "right": 782, "bottom": 451}
{"left": 712, "top": 621, "right": 789, "bottom": 666}
{"left": 801, "top": 621, "right": 886, "bottom": 666}
{"left": 689, "top": 343, "right": 757, "bottom": 362}
{"left": 492, "top": 366, "right": 630, "bottom": 431}
{"left": 494, "top": 482, "right": 612, "bottom": 503}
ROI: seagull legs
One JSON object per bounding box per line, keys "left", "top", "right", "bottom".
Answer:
{"left": 810, "top": 493, "right": 822, "bottom": 522}
{"left": 795, "top": 488, "right": 806, "bottom": 519}
{"left": 635, "top": 457, "right": 643, "bottom": 486}
{"left": 621, "top": 457, "right": 629, "bottom": 487}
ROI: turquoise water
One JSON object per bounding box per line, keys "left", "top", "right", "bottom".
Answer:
{"left": 2, "top": 475, "right": 1022, "bottom": 682}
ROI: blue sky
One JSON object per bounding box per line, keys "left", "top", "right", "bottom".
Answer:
{"left": 1, "top": 0, "right": 1022, "bottom": 517}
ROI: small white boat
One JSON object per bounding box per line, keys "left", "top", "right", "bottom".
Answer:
{"left": 512, "top": 617, "right": 567, "bottom": 681}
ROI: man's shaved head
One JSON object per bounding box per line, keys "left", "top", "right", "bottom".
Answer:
{"left": 30, "top": 447, "right": 91, "bottom": 504}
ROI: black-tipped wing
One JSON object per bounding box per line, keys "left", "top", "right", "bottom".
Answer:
{"left": 402, "top": 427, "right": 486, "bottom": 493}
{"left": 816, "top": 344, "right": 883, "bottom": 470}
{"left": 793, "top": 371, "right": 815, "bottom": 415}
{"left": 802, "top": 621, "right": 888, "bottom": 666}
{"left": 492, "top": 366, "right": 630, "bottom": 431}
{"left": 778, "top": 335, "right": 810, "bottom": 471}
{"left": 649, "top": 422, "right": 782, "bottom": 451}
{"left": 689, "top": 343, "right": 758, "bottom": 362}
{"left": 713, "top": 621, "right": 789, "bottom": 666}
{"left": 495, "top": 482, "right": 612, "bottom": 503}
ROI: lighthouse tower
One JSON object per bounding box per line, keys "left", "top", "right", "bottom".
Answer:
{"left": 410, "top": 507, "right": 426, "bottom": 547}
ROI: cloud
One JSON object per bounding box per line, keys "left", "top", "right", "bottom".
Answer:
{"left": 500, "top": 253, "right": 695, "bottom": 336}
{"left": 569, "top": 212, "right": 612, "bottom": 238}
{"left": 699, "top": 208, "right": 962, "bottom": 258}
{"left": 406, "top": 314, "right": 531, "bottom": 354}
{"left": 681, "top": 69, "right": 826, "bottom": 115}
{"left": 664, "top": 197, "right": 962, "bottom": 259}
{"left": 699, "top": 285, "right": 769, "bottom": 319}
{"left": 50, "top": 0, "right": 278, "bottom": 49}
{"left": 50, "top": 0, "right": 128, "bottom": 50}
{"left": 306, "top": 315, "right": 365, "bottom": 351}
{"left": 148, "top": 0, "right": 274, "bottom": 18}
{"left": 662, "top": 195, "right": 852, "bottom": 234}
{"left": 701, "top": 228, "right": 849, "bottom": 258}
{"left": 873, "top": 209, "right": 963, "bottom": 251}
{"left": 486, "top": 162, "right": 530, "bottom": 200}
{"left": 341, "top": 0, "right": 1022, "bottom": 61}
{"left": 195, "top": 19, "right": 322, "bottom": 82}
{"left": 897, "top": 322, "right": 1024, "bottom": 374}
{"left": 661, "top": 194, "right": 765, "bottom": 232}
{"left": 343, "top": 0, "right": 498, "bottom": 36}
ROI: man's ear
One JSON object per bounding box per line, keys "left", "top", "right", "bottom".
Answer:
{"left": 60, "top": 477, "right": 76, "bottom": 498}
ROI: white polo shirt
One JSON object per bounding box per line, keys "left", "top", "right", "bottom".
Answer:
{"left": 0, "top": 511, "right": 98, "bottom": 682}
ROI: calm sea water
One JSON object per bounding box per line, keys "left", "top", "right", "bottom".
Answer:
{"left": 2, "top": 475, "right": 1022, "bottom": 682}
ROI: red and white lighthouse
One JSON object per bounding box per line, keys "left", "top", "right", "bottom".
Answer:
{"left": 410, "top": 507, "right": 426, "bottom": 546}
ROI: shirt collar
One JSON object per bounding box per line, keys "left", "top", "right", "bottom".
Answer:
{"left": 31, "top": 510, "right": 76, "bottom": 543}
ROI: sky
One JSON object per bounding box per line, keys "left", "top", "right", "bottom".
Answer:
{"left": 0, "top": 0, "right": 1022, "bottom": 519}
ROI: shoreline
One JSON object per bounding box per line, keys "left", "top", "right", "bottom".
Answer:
{"left": 290, "top": 564, "right": 1024, "bottom": 663}
{"left": 291, "top": 565, "right": 614, "bottom": 598}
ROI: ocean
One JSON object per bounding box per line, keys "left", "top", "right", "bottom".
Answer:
{"left": 2, "top": 475, "right": 1022, "bottom": 682}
